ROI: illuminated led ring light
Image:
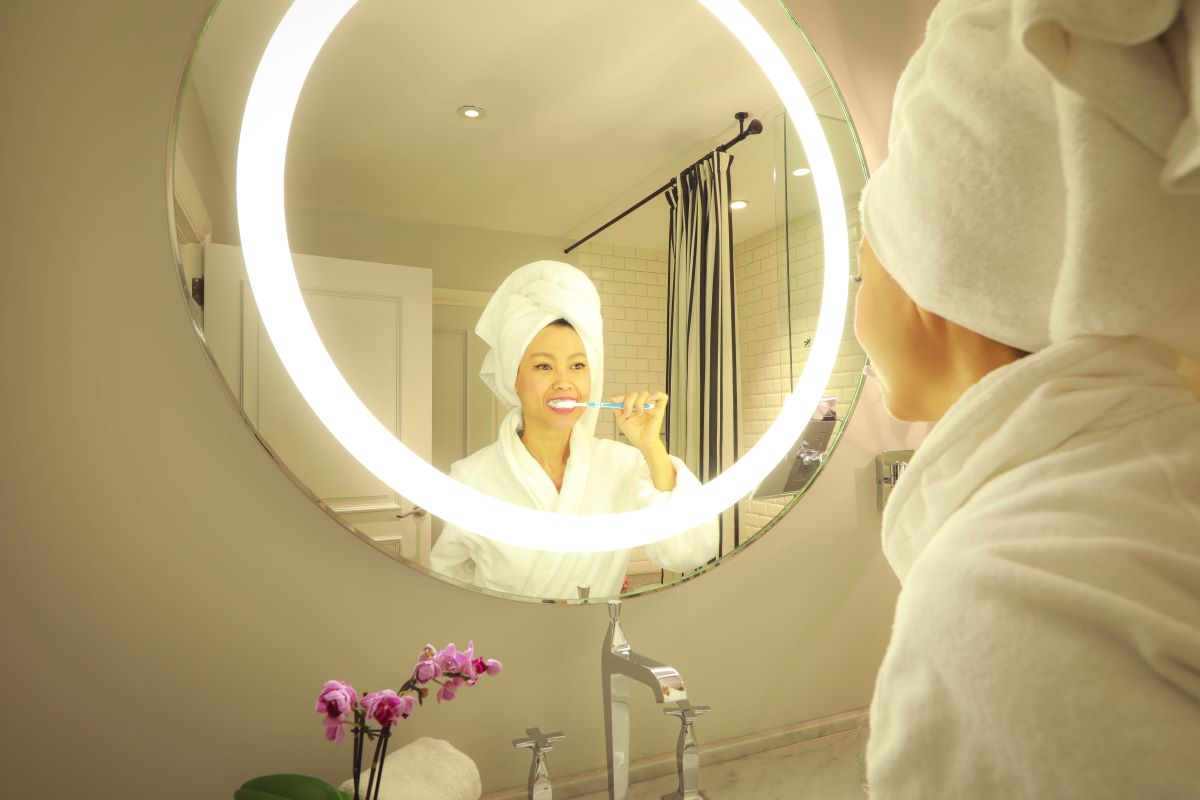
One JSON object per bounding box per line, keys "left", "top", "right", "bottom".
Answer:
{"left": 236, "top": 0, "right": 848, "bottom": 554}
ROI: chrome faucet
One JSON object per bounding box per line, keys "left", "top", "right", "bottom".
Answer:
{"left": 513, "top": 727, "right": 566, "bottom": 800}
{"left": 662, "top": 701, "right": 712, "bottom": 800}
{"left": 602, "top": 600, "right": 687, "bottom": 800}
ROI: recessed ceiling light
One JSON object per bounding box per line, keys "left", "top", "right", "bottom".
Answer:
{"left": 792, "top": 167, "right": 812, "bottom": 177}
{"left": 730, "top": 200, "right": 749, "bottom": 210}
{"left": 457, "top": 105, "right": 485, "bottom": 119}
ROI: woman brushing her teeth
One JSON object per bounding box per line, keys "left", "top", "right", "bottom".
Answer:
{"left": 429, "top": 261, "right": 718, "bottom": 598}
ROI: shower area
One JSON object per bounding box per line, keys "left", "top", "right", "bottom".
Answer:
{"left": 567, "top": 89, "right": 868, "bottom": 577}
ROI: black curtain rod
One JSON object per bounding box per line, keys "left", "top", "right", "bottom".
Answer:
{"left": 564, "top": 115, "right": 763, "bottom": 254}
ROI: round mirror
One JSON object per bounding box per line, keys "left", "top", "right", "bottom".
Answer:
{"left": 170, "top": 0, "right": 868, "bottom": 603}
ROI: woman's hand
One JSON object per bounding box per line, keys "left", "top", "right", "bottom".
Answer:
{"left": 612, "top": 390, "right": 668, "bottom": 454}
{"left": 612, "top": 390, "right": 676, "bottom": 490}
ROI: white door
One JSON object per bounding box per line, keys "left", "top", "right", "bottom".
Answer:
{"left": 430, "top": 293, "right": 507, "bottom": 544}
{"left": 203, "top": 244, "right": 433, "bottom": 564}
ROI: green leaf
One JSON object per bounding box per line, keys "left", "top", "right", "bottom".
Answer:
{"left": 236, "top": 773, "right": 343, "bottom": 800}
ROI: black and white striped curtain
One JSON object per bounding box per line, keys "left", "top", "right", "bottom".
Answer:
{"left": 665, "top": 150, "right": 740, "bottom": 556}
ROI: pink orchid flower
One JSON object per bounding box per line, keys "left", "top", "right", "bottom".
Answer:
{"left": 437, "top": 677, "right": 464, "bottom": 703}
{"left": 412, "top": 658, "right": 442, "bottom": 684}
{"left": 362, "top": 689, "right": 414, "bottom": 728}
{"left": 434, "top": 643, "right": 465, "bottom": 674}
{"left": 315, "top": 680, "right": 357, "bottom": 744}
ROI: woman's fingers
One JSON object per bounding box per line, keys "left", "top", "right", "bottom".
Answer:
{"left": 625, "top": 392, "right": 640, "bottom": 418}
{"left": 638, "top": 390, "right": 653, "bottom": 416}
{"left": 611, "top": 390, "right": 668, "bottom": 419}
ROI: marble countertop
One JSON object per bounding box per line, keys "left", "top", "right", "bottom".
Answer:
{"left": 571, "top": 730, "right": 867, "bottom": 800}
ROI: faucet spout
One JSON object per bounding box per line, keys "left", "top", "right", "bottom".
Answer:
{"left": 602, "top": 600, "right": 686, "bottom": 800}
{"left": 606, "top": 647, "right": 687, "bottom": 703}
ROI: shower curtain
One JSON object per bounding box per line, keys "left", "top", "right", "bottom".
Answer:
{"left": 665, "top": 150, "right": 740, "bottom": 556}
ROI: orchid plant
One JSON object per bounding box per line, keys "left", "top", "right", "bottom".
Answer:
{"left": 314, "top": 642, "right": 502, "bottom": 800}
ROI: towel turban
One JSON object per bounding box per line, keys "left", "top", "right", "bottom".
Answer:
{"left": 476, "top": 260, "right": 605, "bottom": 422}
{"left": 860, "top": 0, "right": 1200, "bottom": 360}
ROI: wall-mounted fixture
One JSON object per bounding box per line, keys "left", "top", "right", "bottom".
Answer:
{"left": 752, "top": 397, "right": 840, "bottom": 500}
{"left": 876, "top": 450, "right": 913, "bottom": 511}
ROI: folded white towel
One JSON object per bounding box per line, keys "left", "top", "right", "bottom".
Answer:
{"left": 475, "top": 260, "right": 605, "bottom": 438}
{"left": 337, "top": 736, "right": 481, "bottom": 800}
{"left": 860, "top": 0, "right": 1200, "bottom": 360}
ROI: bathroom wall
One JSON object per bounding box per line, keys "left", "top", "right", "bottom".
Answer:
{"left": 573, "top": 242, "right": 670, "bottom": 442}
{"left": 0, "top": 2, "right": 935, "bottom": 797}
{"left": 734, "top": 201, "right": 866, "bottom": 532}
{"left": 781, "top": 0, "right": 941, "bottom": 169}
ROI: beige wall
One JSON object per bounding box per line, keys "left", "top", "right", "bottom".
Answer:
{"left": 781, "top": 0, "right": 939, "bottom": 170}
{"left": 0, "top": 2, "right": 933, "bottom": 797}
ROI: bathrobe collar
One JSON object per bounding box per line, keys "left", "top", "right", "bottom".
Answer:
{"left": 496, "top": 407, "right": 595, "bottom": 514}
{"left": 882, "top": 335, "right": 1191, "bottom": 582}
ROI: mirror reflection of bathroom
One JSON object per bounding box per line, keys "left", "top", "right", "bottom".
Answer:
{"left": 173, "top": 0, "right": 866, "bottom": 600}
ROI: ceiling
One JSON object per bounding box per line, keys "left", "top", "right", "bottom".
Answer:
{"left": 188, "top": 0, "right": 866, "bottom": 250}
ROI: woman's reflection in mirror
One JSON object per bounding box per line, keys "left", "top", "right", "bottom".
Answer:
{"left": 428, "top": 261, "right": 717, "bottom": 598}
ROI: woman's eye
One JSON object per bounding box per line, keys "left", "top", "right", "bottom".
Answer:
{"left": 534, "top": 363, "right": 551, "bottom": 370}
{"left": 572, "top": 362, "right": 586, "bottom": 370}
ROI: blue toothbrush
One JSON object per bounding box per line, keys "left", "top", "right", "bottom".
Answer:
{"left": 547, "top": 399, "right": 655, "bottom": 410}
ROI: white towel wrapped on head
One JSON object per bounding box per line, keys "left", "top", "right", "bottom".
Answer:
{"left": 475, "top": 260, "right": 605, "bottom": 437}
{"left": 860, "top": 0, "right": 1200, "bottom": 360}
{"left": 337, "top": 736, "right": 481, "bottom": 800}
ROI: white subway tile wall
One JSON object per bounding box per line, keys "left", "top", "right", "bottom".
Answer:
{"left": 736, "top": 200, "right": 865, "bottom": 534}
{"left": 577, "top": 199, "right": 865, "bottom": 558}
{"left": 574, "top": 242, "right": 670, "bottom": 443}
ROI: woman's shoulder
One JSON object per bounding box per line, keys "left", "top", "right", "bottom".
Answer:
{"left": 449, "top": 440, "right": 506, "bottom": 482}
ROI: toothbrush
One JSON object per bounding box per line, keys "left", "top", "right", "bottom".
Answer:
{"left": 547, "top": 399, "right": 655, "bottom": 410}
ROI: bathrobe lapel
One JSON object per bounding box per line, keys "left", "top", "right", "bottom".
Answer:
{"left": 496, "top": 408, "right": 594, "bottom": 514}
{"left": 496, "top": 408, "right": 598, "bottom": 596}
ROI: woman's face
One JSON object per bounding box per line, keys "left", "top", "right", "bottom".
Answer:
{"left": 515, "top": 323, "right": 591, "bottom": 432}
{"left": 855, "top": 238, "right": 1024, "bottom": 421}
{"left": 854, "top": 238, "right": 952, "bottom": 421}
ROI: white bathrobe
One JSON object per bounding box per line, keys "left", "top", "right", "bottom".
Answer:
{"left": 867, "top": 336, "right": 1200, "bottom": 798}
{"left": 429, "top": 408, "right": 719, "bottom": 598}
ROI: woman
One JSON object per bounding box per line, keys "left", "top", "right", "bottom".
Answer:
{"left": 429, "top": 260, "right": 718, "bottom": 598}
{"left": 855, "top": 1, "right": 1200, "bottom": 797}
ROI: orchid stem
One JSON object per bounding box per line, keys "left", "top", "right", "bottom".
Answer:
{"left": 372, "top": 728, "right": 392, "bottom": 800}
{"left": 352, "top": 719, "right": 364, "bottom": 800}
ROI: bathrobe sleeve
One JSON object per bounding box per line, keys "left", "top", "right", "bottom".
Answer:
{"left": 427, "top": 523, "right": 477, "bottom": 585}
{"left": 622, "top": 448, "right": 720, "bottom": 573}
{"left": 427, "top": 460, "right": 481, "bottom": 586}
{"left": 868, "top": 484, "right": 1200, "bottom": 799}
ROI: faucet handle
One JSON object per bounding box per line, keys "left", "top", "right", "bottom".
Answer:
{"left": 513, "top": 727, "right": 566, "bottom": 753}
{"left": 664, "top": 700, "right": 711, "bottom": 723}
